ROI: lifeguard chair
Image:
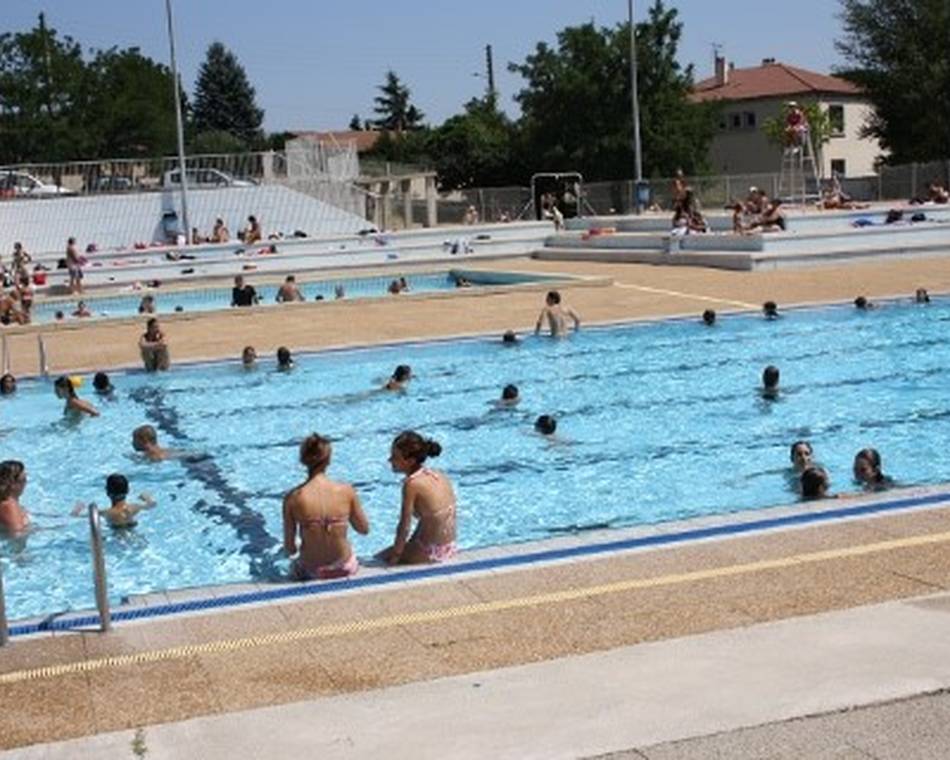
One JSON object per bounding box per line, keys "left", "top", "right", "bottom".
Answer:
{"left": 777, "top": 102, "right": 821, "bottom": 206}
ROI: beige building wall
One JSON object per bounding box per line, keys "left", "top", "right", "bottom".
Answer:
{"left": 706, "top": 96, "right": 881, "bottom": 178}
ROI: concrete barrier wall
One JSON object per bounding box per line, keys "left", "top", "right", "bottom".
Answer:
{"left": 0, "top": 185, "right": 369, "bottom": 255}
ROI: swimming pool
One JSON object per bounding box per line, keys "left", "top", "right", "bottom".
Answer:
{"left": 2, "top": 296, "right": 949, "bottom": 620}
{"left": 29, "top": 270, "right": 546, "bottom": 324}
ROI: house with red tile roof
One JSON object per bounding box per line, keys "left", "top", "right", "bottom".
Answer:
{"left": 690, "top": 58, "right": 881, "bottom": 177}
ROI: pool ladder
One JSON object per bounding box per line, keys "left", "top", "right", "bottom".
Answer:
{"left": 0, "top": 504, "right": 111, "bottom": 647}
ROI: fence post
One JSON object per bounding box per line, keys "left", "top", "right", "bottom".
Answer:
{"left": 425, "top": 176, "right": 437, "bottom": 228}
{"left": 910, "top": 162, "right": 918, "bottom": 199}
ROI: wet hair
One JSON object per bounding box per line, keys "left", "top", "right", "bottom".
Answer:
{"left": 915, "top": 288, "right": 930, "bottom": 303}
{"left": 132, "top": 424, "right": 157, "bottom": 449}
{"left": 174, "top": 305, "right": 183, "bottom": 312}
{"left": 545, "top": 290, "right": 562, "bottom": 305}
{"left": 105, "top": 473, "right": 129, "bottom": 501}
{"left": 93, "top": 372, "right": 112, "bottom": 393}
{"left": 0, "top": 460, "right": 25, "bottom": 500}
{"left": 502, "top": 384, "right": 519, "bottom": 400}
{"left": 702, "top": 309, "right": 716, "bottom": 326}
{"left": 285, "top": 275, "right": 295, "bottom": 282}
{"left": 299, "top": 433, "right": 332, "bottom": 473}
{"left": 277, "top": 346, "right": 292, "bottom": 366}
{"left": 790, "top": 440, "right": 813, "bottom": 463}
{"left": 0, "top": 373, "right": 16, "bottom": 395}
{"left": 502, "top": 330, "right": 519, "bottom": 344}
{"left": 763, "top": 301, "right": 779, "bottom": 318}
{"left": 55, "top": 310, "right": 65, "bottom": 320}
{"left": 854, "top": 448, "right": 884, "bottom": 482}
{"left": 392, "top": 431, "right": 442, "bottom": 465}
{"left": 762, "top": 365, "right": 780, "bottom": 389}
{"left": 854, "top": 296, "right": 869, "bottom": 309}
{"left": 54, "top": 375, "right": 77, "bottom": 398}
{"left": 392, "top": 364, "right": 411, "bottom": 382}
{"left": 800, "top": 467, "right": 828, "bottom": 500}
{"left": 242, "top": 346, "right": 256, "bottom": 364}
{"left": 535, "top": 415, "right": 557, "bottom": 435}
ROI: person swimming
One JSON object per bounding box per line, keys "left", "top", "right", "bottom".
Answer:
{"left": 283, "top": 433, "right": 370, "bottom": 580}
{"left": 535, "top": 414, "right": 557, "bottom": 436}
{"left": 384, "top": 364, "right": 412, "bottom": 391}
{"left": 496, "top": 384, "right": 520, "bottom": 408}
{"left": 915, "top": 288, "right": 930, "bottom": 304}
{"left": 502, "top": 330, "right": 520, "bottom": 345}
{"left": 92, "top": 371, "right": 114, "bottom": 396}
{"left": 763, "top": 301, "right": 779, "bottom": 319}
{"left": 790, "top": 440, "right": 814, "bottom": 474}
{"left": 241, "top": 346, "right": 257, "bottom": 368}
{"left": 762, "top": 365, "right": 780, "bottom": 400}
{"left": 854, "top": 296, "right": 874, "bottom": 310}
{"left": 800, "top": 466, "right": 832, "bottom": 500}
{"left": 376, "top": 431, "right": 457, "bottom": 565}
{"left": 132, "top": 424, "right": 176, "bottom": 462}
{"left": 853, "top": 448, "right": 893, "bottom": 492}
{"left": 0, "top": 373, "right": 17, "bottom": 396}
{"left": 54, "top": 375, "right": 99, "bottom": 418}
{"left": 702, "top": 309, "right": 716, "bottom": 326}
{"left": 73, "top": 473, "right": 156, "bottom": 529}
{"left": 277, "top": 346, "right": 294, "bottom": 371}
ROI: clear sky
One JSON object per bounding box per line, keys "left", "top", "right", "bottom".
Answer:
{"left": 3, "top": 1, "right": 845, "bottom": 131}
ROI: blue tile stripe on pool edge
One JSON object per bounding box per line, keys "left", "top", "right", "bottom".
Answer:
{"left": 8, "top": 488, "right": 950, "bottom": 638}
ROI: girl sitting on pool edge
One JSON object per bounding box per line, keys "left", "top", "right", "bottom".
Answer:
{"left": 377, "top": 431, "right": 457, "bottom": 565}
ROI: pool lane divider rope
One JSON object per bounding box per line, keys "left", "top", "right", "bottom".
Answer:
{"left": 3, "top": 528, "right": 950, "bottom": 685}
{"left": 6, "top": 489, "right": 950, "bottom": 641}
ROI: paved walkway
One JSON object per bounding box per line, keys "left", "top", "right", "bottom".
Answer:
{"left": 5, "top": 590, "right": 950, "bottom": 759}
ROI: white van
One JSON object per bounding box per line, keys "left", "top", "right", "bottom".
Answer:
{"left": 162, "top": 168, "right": 255, "bottom": 188}
{"left": 0, "top": 171, "right": 75, "bottom": 198}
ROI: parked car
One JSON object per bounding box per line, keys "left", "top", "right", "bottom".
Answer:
{"left": 161, "top": 168, "right": 256, "bottom": 189}
{"left": 0, "top": 171, "right": 76, "bottom": 198}
{"left": 87, "top": 175, "right": 135, "bottom": 193}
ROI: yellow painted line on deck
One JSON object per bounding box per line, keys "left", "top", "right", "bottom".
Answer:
{"left": 613, "top": 282, "right": 758, "bottom": 310}
{"left": 3, "top": 530, "right": 949, "bottom": 685}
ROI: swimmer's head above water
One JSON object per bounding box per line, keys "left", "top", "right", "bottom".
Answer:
{"left": 535, "top": 415, "right": 557, "bottom": 436}
{"left": 132, "top": 424, "right": 158, "bottom": 452}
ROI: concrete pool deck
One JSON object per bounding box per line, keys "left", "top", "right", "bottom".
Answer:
{"left": 3, "top": 252, "right": 950, "bottom": 755}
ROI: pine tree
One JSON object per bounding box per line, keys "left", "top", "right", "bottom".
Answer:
{"left": 348, "top": 114, "right": 362, "bottom": 131}
{"left": 371, "top": 70, "right": 424, "bottom": 131}
{"left": 192, "top": 42, "right": 264, "bottom": 147}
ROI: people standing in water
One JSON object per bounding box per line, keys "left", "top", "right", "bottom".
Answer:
{"left": 762, "top": 365, "right": 780, "bottom": 400}
{"left": 241, "top": 346, "right": 257, "bottom": 368}
{"left": 496, "top": 384, "right": 520, "bottom": 408}
{"left": 72, "top": 474, "right": 156, "bottom": 529}
{"left": 276, "top": 275, "right": 304, "bottom": 303}
{"left": 0, "top": 373, "right": 16, "bottom": 395}
{"left": 801, "top": 467, "right": 833, "bottom": 500}
{"left": 93, "top": 372, "right": 114, "bottom": 397}
{"left": 0, "top": 460, "right": 30, "bottom": 535}
{"left": 277, "top": 346, "right": 294, "bottom": 371}
{"left": 790, "top": 441, "right": 814, "bottom": 474}
{"left": 283, "top": 434, "right": 369, "bottom": 580}
{"left": 702, "top": 309, "right": 717, "bottom": 326}
{"left": 535, "top": 290, "right": 581, "bottom": 337}
{"left": 377, "top": 431, "right": 457, "bottom": 565}
{"left": 54, "top": 376, "right": 99, "bottom": 417}
{"left": 853, "top": 448, "right": 893, "bottom": 492}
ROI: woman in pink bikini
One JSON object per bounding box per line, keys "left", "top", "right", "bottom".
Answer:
{"left": 377, "top": 431, "right": 458, "bottom": 565}
{"left": 283, "top": 434, "right": 369, "bottom": 580}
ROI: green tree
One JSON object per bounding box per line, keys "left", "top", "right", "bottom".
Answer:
{"left": 0, "top": 13, "right": 92, "bottom": 163}
{"left": 836, "top": 0, "right": 950, "bottom": 162}
{"left": 371, "top": 70, "right": 425, "bottom": 131}
{"left": 190, "top": 129, "right": 247, "bottom": 155}
{"left": 428, "top": 97, "right": 519, "bottom": 189}
{"left": 86, "top": 48, "right": 179, "bottom": 158}
{"left": 192, "top": 41, "right": 264, "bottom": 147}
{"left": 509, "top": 0, "right": 715, "bottom": 181}
{"left": 348, "top": 113, "right": 362, "bottom": 131}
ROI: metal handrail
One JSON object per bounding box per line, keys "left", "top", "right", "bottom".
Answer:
{"left": 0, "top": 560, "right": 9, "bottom": 646}
{"left": 88, "top": 504, "right": 111, "bottom": 632}
{"left": 1, "top": 334, "right": 9, "bottom": 375}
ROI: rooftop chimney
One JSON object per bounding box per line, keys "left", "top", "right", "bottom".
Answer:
{"left": 762, "top": 57, "right": 776, "bottom": 66}
{"left": 715, "top": 55, "right": 728, "bottom": 86}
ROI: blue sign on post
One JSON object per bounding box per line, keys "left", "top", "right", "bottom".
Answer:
{"left": 635, "top": 181, "right": 651, "bottom": 209}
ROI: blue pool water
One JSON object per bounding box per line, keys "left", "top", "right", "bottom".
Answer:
{"left": 29, "top": 270, "right": 526, "bottom": 324}
{"left": 2, "top": 296, "right": 949, "bottom": 620}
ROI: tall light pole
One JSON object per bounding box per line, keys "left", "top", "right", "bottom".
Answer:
{"left": 629, "top": 0, "right": 644, "bottom": 212}
{"left": 164, "top": 0, "right": 191, "bottom": 243}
